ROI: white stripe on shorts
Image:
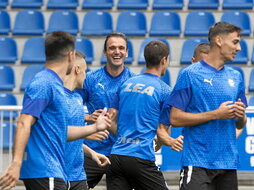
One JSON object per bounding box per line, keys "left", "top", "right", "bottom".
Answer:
{"left": 49, "top": 177, "right": 54, "bottom": 190}
{"left": 187, "top": 166, "right": 193, "bottom": 184}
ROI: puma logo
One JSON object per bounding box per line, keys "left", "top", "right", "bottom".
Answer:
{"left": 98, "top": 83, "right": 105, "bottom": 89}
{"left": 204, "top": 78, "right": 213, "bottom": 86}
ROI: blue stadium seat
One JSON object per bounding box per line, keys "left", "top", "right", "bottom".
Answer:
{"left": 0, "top": 65, "right": 15, "bottom": 91}
{"left": 75, "top": 37, "right": 94, "bottom": 64}
{"left": 222, "top": 0, "right": 253, "bottom": 9}
{"left": 226, "top": 39, "right": 248, "bottom": 64}
{"left": 11, "top": 0, "right": 43, "bottom": 8}
{"left": 12, "top": 10, "right": 44, "bottom": 36}
{"left": 188, "top": 0, "right": 219, "bottom": 9}
{"left": 138, "top": 38, "right": 170, "bottom": 65}
{"left": 220, "top": 11, "right": 251, "bottom": 36}
{"left": 251, "top": 46, "right": 254, "bottom": 64}
{"left": 116, "top": 11, "right": 146, "bottom": 36}
{"left": 249, "top": 95, "right": 254, "bottom": 106}
{"left": 0, "top": 93, "right": 18, "bottom": 120}
{"left": 101, "top": 39, "right": 134, "bottom": 64}
{"left": 0, "top": 10, "right": 10, "bottom": 35}
{"left": 150, "top": 10, "right": 181, "bottom": 36}
{"left": 184, "top": 11, "right": 215, "bottom": 36}
{"left": 1, "top": 122, "right": 16, "bottom": 149}
{"left": 21, "top": 37, "right": 45, "bottom": 64}
{"left": 47, "top": 0, "right": 78, "bottom": 9}
{"left": 180, "top": 38, "right": 208, "bottom": 64}
{"left": 0, "top": 37, "right": 17, "bottom": 64}
{"left": 249, "top": 68, "right": 254, "bottom": 92}
{"left": 0, "top": 0, "right": 8, "bottom": 8}
{"left": 152, "top": 0, "right": 183, "bottom": 9}
{"left": 140, "top": 66, "right": 171, "bottom": 86}
{"left": 82, "top": 0, "right": 113, "bottom": 9}
{"left": 117, "top": 0, "right": 148, "bottom": 9}
{"left": 20, "top": 64, "right": 44, "bottom": 91}
{"left": 81, "top": 10, "right": 112, "bottom": 36}
{"left": 47, "top": 10, "right": 79, "bottom": 35}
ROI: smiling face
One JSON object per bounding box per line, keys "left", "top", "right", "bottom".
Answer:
{"left": 104, "top": 36, "right": 128, "bottom": 68}
{"left": 219, "top": 31, "right": 241, "bottom": 62}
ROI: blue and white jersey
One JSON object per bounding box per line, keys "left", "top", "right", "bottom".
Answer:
{"left": 111, "top": 73, "right": 172, "bottom": 161}
{"left": 20, "top": 69, "right": 68, "bottom": 181}
{"left": 168, "top": 60, "right": 247, "bottom": 169}
{"left": 82, "top": 66, "right": 135, "bottom": 156}
{"left": 64, "top": 88, "right": 86, "bottom": 182}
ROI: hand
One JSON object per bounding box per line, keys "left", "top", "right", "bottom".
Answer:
{"left": 0, "top": 162, "right": 21, "bottom": 190}
{"left": 95, "top": 108, "right": 111, "bottom": 132}
{"left": 85, "top": 130, "right": 109, "bottom": 141}
{"left": 91, "top": 153, "right": 111, "bottom": 167}
{"left": 170, "top": 135, "right": 184, "bottom": 152}
{"left": 215, "top": 101, "right": 236, "bottom": 120}
{"left": 154, "top": 136, "right": 162, "bottom": 152}
{"left": 86, "top": 109, "right": 104, "bottom": 123}
{"left": 233, "top": 99, "right": 246, "bottom": 119}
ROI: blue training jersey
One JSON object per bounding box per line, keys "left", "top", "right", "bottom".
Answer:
{"left": 168, "top": 60, "right": 247, "bottom": 169}
{"left": 64, "top": 88, "right": 86, "bottom": 182}
{"left": 20, "top": 69, "right": 69, "bottom": 181}
{"left": 82, "top": 66, "right": 135, "bottom": 156}
{"left": 111, "top": 73, "right": 172, "bottom": 161}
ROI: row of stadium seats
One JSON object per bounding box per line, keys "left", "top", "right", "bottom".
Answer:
{"left": 0, "top": 9, "right": 252, "bottom": 36}
{"left": 1, "top": 64, "right": 254, "bottom": 93}
{"left": 1, "top": 0, "right": 254, "bottom": 10}
{"left": 0, "top": 36, "right": 253, "bottom": 65}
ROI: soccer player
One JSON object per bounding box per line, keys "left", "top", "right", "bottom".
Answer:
{"left": 107, "top": 40, "right": 183, "bottom": 190}
{"left": 192, "top": 42, "right": 244, "bottom": 138}
{"left": 81, "top": 32, "right": 136, "bottom": 189}
{"left": 64, "top": 51, "right": 110, "bottom": 190}
{"left": 169, "top": 22, "right": 247, "bottom": 190}
{"left": 0, "top": 31, "right": 111, "bottom": 190}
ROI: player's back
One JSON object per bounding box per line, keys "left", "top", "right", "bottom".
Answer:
{"left": 111, "top": 73, "right": 172, "bottom": 161}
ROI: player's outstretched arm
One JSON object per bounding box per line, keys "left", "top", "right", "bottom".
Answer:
{"left": 0, "top": 114, "right": 36, "bottom": 190}
{"left": 83, "top": 145, "right": 111, "bottom": 167}
{"left": 156, "top": 123, "right": 183, "bottom": 152}
{"left": 85, "top": 109, "right": 104, "bottom": 123}
{"left": 108, "top": 108, "right": 118, "bottom": 135}
{"left": 170, "top": 101, "right": 236, "bottom": 127}
{"left": 68, "top": 108, "right": 111, "bottom": 141}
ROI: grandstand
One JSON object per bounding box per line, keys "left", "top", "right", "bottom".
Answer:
{"left": 0, "top": 0, "right": 254, "bottom": 189}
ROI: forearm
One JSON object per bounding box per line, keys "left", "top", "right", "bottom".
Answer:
{"left": 235, "top": 115, "right": 247, "bottom": 129}
{"left": 170, "top": 107, "right": 217, "bottom": 127}
{"left": 67, "top": 124, "right": 97, "bottom": 141}
{"left": 157, "top": 125, "right": 173, "bottom": 147}
{"left": 83, "top": 144, "right": 95, "bottom": 158}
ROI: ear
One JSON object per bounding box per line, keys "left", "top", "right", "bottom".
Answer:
{"left": 68, "top": 50, "right": 76, "bottom": 63}
{"left": 161, "top": 56, "right": 166, "bottom": 65}
{"left": 215, "top": 35, "right": 222, "bottom": 47}
{"left": 75, "top": 65, "right": 80, "bottom": 74}
{"left": 191, "top": 57, "right": 195, "bottom": 63}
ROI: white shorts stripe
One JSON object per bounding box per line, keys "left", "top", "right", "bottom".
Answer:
{"left": 187, "top": 166, "right": 193, "bottom": 184}
{"left": 49, "top": 177, "right": 54, "bottom": 190}
{"left": 179, "top": 169, "right": 184, "bottom": 187}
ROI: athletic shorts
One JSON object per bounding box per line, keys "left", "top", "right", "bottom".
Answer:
{"left": 107, "top": 154, "right": 169, "bottom": 190}
{"left": 84, "top": 154, "right": 109, "bottom": 189}
{"left": 179, "top": 166, "right": 238, "bottom": 190}
{"left": 23, "top": 178, "right": 66, "bottom": 190}
{"left": 67, "top": 180, "right": 88, "bottom": 190}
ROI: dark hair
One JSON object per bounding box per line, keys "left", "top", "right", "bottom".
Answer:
{"left": 208, "top": 22, "right": 242, "bottom": 46}
{"left": 103, "top": 32, "right": 128, "bottom": 52}
{"left": 193, "top": 42, "right": 210, "bottom": 58}
{"left": 144, "top": 40, "right": 169, "bottom": 68}
{"left": 45, "top": 31, "right": 75, "bottom": 62}
{"left": 75, "top": 51, "right": 86, "bottom": 59}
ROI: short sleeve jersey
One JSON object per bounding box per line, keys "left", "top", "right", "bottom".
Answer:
{"left": 64, "top": 88, "right": 86, "bottom": 182}
{"left": 82, "top": 66, "right": 136, "bottom": 156}
{"left": 20, "top": 69, "right": 69, "bottom": 181}
{"left": 168, "top": 61, "right": 247, "bottom": 169}
{"left": 111, "top": 73, "right": 172, "bottom": 161}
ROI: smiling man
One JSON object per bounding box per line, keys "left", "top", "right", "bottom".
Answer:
{"left": 169, "top": 22, "right": 247, "bottom": 190}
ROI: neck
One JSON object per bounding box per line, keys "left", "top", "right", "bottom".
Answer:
{"left": 145, "top": 66, "right": 162, "bottom": 77}
{"left": 45, "top": 61, "right": 68, "bottom": 81}
{"left": 106, "top": 64, "right": 124, "bottom": 77}
{"left": 204, "top": 48, "right": 225, "bottom": 70}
